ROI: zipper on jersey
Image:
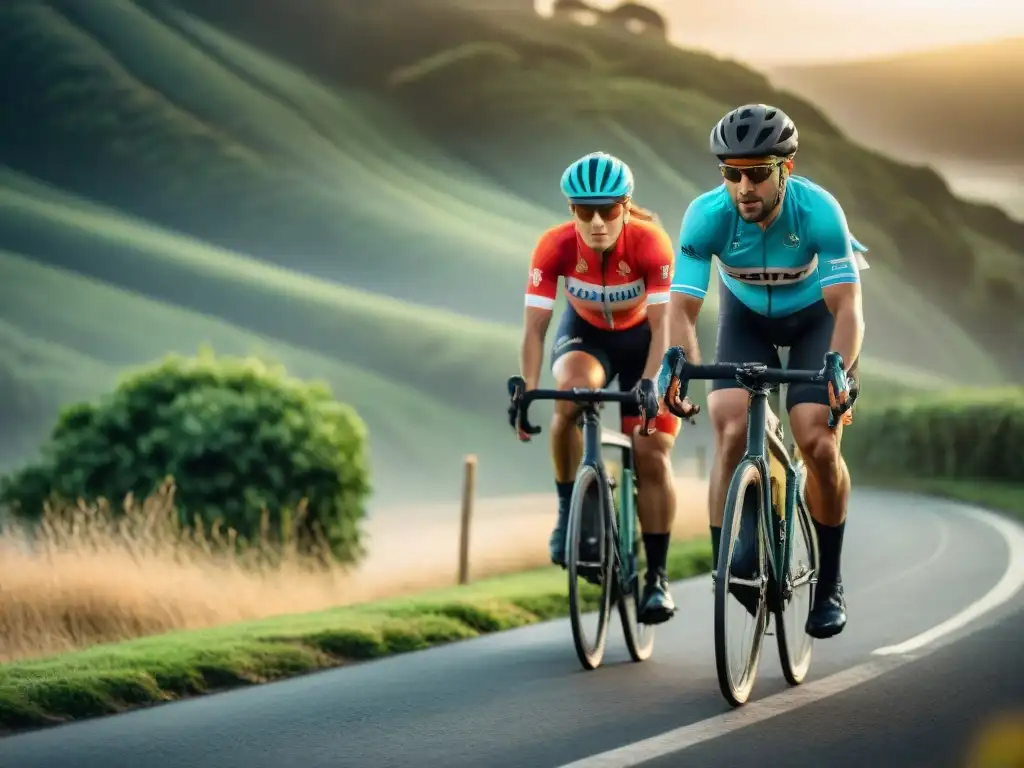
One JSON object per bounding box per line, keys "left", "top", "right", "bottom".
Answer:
{"left": 601, "top": 250, "right": 614, "bottom": 328}
{"left": 762, "top": 234, "right": 772, "bottom": 317}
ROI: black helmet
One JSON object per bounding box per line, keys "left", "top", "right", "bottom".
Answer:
{"left": 710, "top": 104, "right": 799, "bottom": 160}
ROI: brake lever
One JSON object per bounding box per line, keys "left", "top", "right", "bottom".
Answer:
{"left": 507, "top": 376, "right": 541, "bottom": 436}
{"left": 658, "top": 346, "right": 695, "bottom": 420}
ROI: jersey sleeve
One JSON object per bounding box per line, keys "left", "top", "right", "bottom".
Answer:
{"left": 640, "top": 226, "right": 675, "bottom": 306}
{"left": 810, "top": 189, "right": 862, "bottom": 289}
{"left": 524, "top": 229, "right": 563, "bottom": 311}
{"left": 671, "top": 196, "right": 716, "bottom": 301}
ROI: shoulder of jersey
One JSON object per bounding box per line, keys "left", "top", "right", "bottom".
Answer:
{"left": 536, "top": 220, "right": 577, "bottom": 251}
{"left": 688, "top": 185, "right": 733, "bottom": 218}
{"left": 786, "top": 174, "right": 841, "bottom": 211}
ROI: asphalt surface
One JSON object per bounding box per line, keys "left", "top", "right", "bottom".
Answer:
{"left": 1, "top": 488, "right": 1022, "bottom": 768}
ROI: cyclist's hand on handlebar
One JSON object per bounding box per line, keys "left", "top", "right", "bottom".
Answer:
{"left": 635, "top": 377, "right": 661, "bottom": 435}
{"left": 666, "top": 379, "right": 700, "bottom": 423}
{"left": 507, "top": 376, "right": 541, "bottom": 442}
{"left": 821, "top": 352, "right": 855, "bottom": 429}
{"left": 657, "top": 346, "right": 700, "bottom": 422}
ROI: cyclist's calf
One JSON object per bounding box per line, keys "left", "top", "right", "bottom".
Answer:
{"left": 632, "top": 430, "right": 676, "bottom": 535}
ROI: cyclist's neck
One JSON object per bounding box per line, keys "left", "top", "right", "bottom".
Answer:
{"left": 757, "top": 186, "right": 788, "bottom": 231}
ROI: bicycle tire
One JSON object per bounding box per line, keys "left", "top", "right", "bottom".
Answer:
{"left": 617, "top": 473, "right": 655, "bottom": 662}
{"left": 714, "top": 458, "right": 770, "bottom": 707}
{"left": 567, "top": 463, "right": 615, "bottom": 671}
{"left": 775, "top": 464, "right": 818, "bottom": 686}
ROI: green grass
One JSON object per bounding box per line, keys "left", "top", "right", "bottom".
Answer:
{"left": 0, "top": 536, "right": 712, "bottom": 732}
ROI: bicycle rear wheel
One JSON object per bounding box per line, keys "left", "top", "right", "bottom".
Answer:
{"left": 775, "top": 466, "right": 818, "bottom": 686}
{"left": 714, "top": 458, "right": 770, "bottom": 707}
{"left": 567, "top": 463, "right": 615, "bottom": 670}
{"left": 617, "top": 471, "right": 655, "bottom": 662}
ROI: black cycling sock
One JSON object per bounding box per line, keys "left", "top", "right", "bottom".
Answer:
{"left": 643, "top": 532, "right": 670, "bottom": 580}
{"left": 710, "top": 526, "right": 722, "bottom": 570}
{"left": 555, "top": 480, "right": 574, "bottom": 518}
{"left": 812, "top": 518, "right": 845, "bottom": 593}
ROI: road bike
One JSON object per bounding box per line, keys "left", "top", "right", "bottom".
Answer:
{"left": 507, "top": 377, "right": 657, "bottom": 670}
{"left": 659, "top": 346, "right": 856, "bottom": 706}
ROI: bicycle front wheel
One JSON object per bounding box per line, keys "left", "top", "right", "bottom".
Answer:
{"left": 775, "top": 466, "right": 818, "bottom": 686}
{"left": 567, "top": 463, "right": 615, "bottom": 671}
{"left": 714, "top": 458, "right": 770, "bottom": 707}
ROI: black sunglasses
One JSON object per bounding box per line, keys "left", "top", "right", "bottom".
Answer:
{"left": 719, "top": 163, "right": 780, "bottom": 185}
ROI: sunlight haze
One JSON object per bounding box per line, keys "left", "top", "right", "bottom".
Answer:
{"left": 536, "top": 0, "right": 1024, "bottom": 64}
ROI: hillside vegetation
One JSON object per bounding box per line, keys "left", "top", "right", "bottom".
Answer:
{"left": 1, "top": 0, "right": 1021, "bottom": 503}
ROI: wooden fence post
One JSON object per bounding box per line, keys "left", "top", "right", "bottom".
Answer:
{"left": 458, "top": 454, "right": 477, "bottom": 585}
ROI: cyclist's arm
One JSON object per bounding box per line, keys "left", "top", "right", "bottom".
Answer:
{"left": 812, "top": 192, "right": 865, "bottom": 374}
{"left": 520, "top": 233, "right": 561, "bottom": 389}
{"left": 640, "top": 228, "right": 674, "bottom": 380}
{"left": 669, "top": 199, "right": 715, "bottom": 364}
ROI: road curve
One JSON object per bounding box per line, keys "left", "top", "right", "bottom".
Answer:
{"left": 2, "top": 489, "right": 1022, "bottom": 768}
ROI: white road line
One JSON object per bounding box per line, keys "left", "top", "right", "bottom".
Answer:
{"left": 873, "top": 504, "right": 1024, "bottom": 656}
{"left": 553, "top": 501, "right": 1024, "bottom": 768}
{"left": 553, "top": 659, "right": 901, "bottom": 768}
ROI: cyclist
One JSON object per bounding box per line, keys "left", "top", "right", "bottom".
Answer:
{"left": 510, "top": 151, "right": 686, "bottom": 625}
{"left": 668, "top": 104, "right": 864, "bottom": 639}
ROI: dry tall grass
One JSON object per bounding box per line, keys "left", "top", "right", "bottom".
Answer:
{"left": 0, "top": 475, "right": 710, "bottom": 664}
{"left": 0, "top": 479, "right": 360, "bottom": 662}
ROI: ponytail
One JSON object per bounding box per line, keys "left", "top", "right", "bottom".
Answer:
{"left": 627, "top": 201, "right": 662, "bottom": 227}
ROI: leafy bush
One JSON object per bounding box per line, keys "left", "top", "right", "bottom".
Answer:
{"left": 842, "top": 388, "right": 1024, "bottom": 482}
{"left": 0, "top": 349, "right": 371, "bottom": 563}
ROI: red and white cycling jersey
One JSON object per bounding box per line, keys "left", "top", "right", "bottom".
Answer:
{"left": 524, "top": 219, "right": 674, "bottom": 331}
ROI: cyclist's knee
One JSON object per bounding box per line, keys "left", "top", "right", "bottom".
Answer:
{"left": 633, "top": 431, "right": 673, "bottom": 467}
{"left": 553, "top": 351, "right": 605, "bottom": 390}
{"left": 797, "top": 430, "right": 840, "bottom": 475}
{"left": 552, "top": 351, "right": 604, "bottom": 418}
{"left": 790, "top": 405, "right": 841, "bottom": 473}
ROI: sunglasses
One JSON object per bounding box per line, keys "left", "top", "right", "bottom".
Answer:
{"left": 571, "top": 202, "right": 625, "bottom": 222}
{"left": 719, "top": 163, "right": 779, "bottom": 185}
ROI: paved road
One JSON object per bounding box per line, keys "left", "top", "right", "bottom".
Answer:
{"left": 2, "top": 489, "right": 1022, "bottom": 768}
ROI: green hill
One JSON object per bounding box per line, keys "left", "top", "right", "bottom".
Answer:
{"left": 1, "top": 0, "right": 1021, "bottom": 505}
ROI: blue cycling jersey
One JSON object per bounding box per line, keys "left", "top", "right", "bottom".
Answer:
{"left": 671, "top": 175, "right": 868, "bottom": 318}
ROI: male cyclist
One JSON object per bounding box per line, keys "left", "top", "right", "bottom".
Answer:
{"left": 668, "top": 104, "right": 864, "bottom": 639}
{"left": 510, "top": 151, "right": 682, "bottom": 625}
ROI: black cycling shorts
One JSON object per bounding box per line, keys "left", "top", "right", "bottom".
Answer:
{"left": 549, "top": 303, "right": 649, "bottom": 423}
{"left": 711, "top": 282, "right": 859, "bottom": 411}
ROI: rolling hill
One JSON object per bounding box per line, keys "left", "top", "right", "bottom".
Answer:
{"left": 1, "top": 0, "right": 1021, "bottom": 506}
{"left": 767, "top": 37, "right": 1024, "bottom": 219}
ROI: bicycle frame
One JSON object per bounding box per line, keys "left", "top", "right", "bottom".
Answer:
{"left": 736, "top": 381, "right": 804, "bottom": 604}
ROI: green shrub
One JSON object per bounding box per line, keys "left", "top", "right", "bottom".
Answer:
{"left": 843, "top": 387, "right": 1024, "bottom": 482}
{"left": 0, "top": 349, "right": 371, "bottom": 563}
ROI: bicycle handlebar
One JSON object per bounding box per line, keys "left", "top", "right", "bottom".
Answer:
{"left": 657, "top": 346, "right": 858, "bottom": 429}
{"left": 507, "top": 378, "right": 653, "bottom": 437}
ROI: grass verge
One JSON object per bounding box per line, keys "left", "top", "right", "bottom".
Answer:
{"left": 0, "top": 536, "right": 712, "bottom": 733}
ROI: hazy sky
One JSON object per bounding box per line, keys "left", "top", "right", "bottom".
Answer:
{"left": 535, "top": 0, "right": 1024, "bottom": 64}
